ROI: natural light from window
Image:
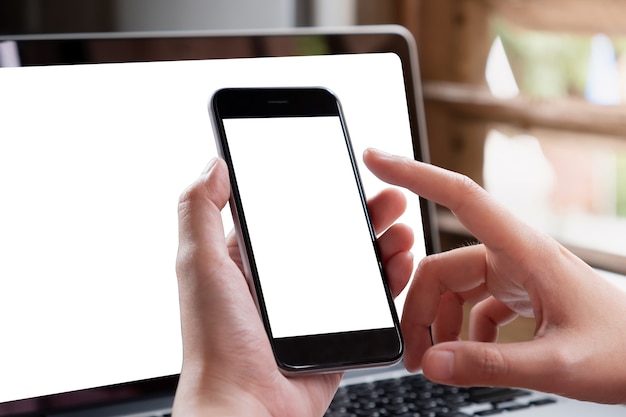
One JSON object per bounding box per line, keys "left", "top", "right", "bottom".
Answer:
{"left": 483, "top": 23, "right": 626, "bottom": 259}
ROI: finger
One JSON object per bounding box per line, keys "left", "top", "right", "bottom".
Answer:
{"left": 177, "top": 158, "right": 231, "bottom": 262}
{"left": 367, "top": 187, "right": 407, "bottom": 235}
{"left": 363, "top": 148, "right": 528, "bottom": 251}
{"left": 225, "top": 229, "right": 243, "bottom": 267}
{"left": 377, "top": 223, "right": 414, "bottom": 298}
{"left": 402, "top": 245, "right": 489, "bottom": 371}
{"left": 377, "top": 223, "right": 414, "bottom": 263}
{"left": 431, "top": 291, "right": 464, "bottom": 344}
{"left": 176, "top": 159, "right": 263, "bottom": 359}
{"left": 469, "top": 297, "right": 519, "bottom": 342}
{"left": 432, "top": 285, "right": 497, "bottom": 343}
{"left": 421, "top": 338, "right": 567, "bottom": 393}
{"left": 176, "top": 158, "right": 256, "bottom": 319}
{"left": 384, "top": 250, "right": 414, "bottom": 299}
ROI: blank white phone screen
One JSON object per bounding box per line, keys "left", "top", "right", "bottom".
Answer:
{"left": 223, "top": 116, "right": 395, "bottom": 338}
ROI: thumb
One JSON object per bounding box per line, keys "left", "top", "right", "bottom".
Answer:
{"left": 177, "top": 158, "right": 231, "bottom": 258}
{"left": 421, "top": 340, "right": 560, "bottom": 392}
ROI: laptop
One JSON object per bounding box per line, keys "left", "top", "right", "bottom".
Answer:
{"left": 0, "top": 26, "right": 623, "bottom": 417}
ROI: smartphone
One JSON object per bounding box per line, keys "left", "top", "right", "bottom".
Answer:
{"left": 209, "top": 87, "right": 403, "bottom": 374}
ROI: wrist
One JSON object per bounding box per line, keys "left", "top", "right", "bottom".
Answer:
{"left": 173, "top": 365, "right": 272, "bottom": 417}
{"left": 173, "top": 384, "right": 272, "bottom": 417}
{"left": 173, "top": 399, "right": 269, "bottom": 417}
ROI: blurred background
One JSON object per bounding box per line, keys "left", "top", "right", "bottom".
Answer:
{"left": 0, "top": 0, "right": 356, "bottom": 33}
{"left": 2, "top": 0, "right": 625, "bottom": 274}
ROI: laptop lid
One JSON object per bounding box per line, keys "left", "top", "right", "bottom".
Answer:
{"left": 0, "top": 26, "right": 437, "bottom": 416}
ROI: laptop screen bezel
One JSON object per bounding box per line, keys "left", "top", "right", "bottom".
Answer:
{"left": 0, "top": 25, "right": 438, "bottom": 416}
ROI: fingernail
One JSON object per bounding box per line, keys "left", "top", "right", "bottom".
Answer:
{"left": 366, "top": 147, "right": 393, "bottom": 159}
{"left": 202, "top": 157, "right": 218, "bottom": 175}
{"left": 427, "top": 350, "right": 455, "bottom": 381}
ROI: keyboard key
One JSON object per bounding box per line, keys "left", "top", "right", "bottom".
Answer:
{"left": 475, "top": 409, "right": 504, "bottom": 415}
{"left": 325, "top": 373, "right": 552, "bottom": 417}
{"left": 530, "top": 398, "right": 558, "bottom": 406}
{"left": 466, "top": 387, "right": 530, "bottom": 404}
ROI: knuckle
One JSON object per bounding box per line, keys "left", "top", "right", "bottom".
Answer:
{"left": 455, "top": 172, "right": 481, "bottom": 195}
{"left": 469, "top": 345, "right": 509, "bottom": 384}
{"left": 545, "top": 343, "right": 578, "bottom": 376}
{"left": 482, "top": 348, "right": 507, "bottom": 380}
{"left": 415, "top": 253, "right": 443, "bottom": 276}
{"left": 414, "top": 255, "right": 443, "bottom": 292}
{"left": 177, "top": 180, "right": 213, "bottom": 224}
{"left": 178, "top": 180, "right": 203, "bottom": 209}
{"left": 449, "top": 173, "right": 484, "bottom": 213}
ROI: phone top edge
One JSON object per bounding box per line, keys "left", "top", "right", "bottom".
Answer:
{"left": 211, "top": 87, "right": 340, "bottom": 119}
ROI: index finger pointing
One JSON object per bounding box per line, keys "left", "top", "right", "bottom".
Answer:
{"left": 363, "top": 148, "right": 527, "bottom": 252}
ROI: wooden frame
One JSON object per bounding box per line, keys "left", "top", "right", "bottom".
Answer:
{"left": 357, "top": 0, "right": 626, "bottom": 274}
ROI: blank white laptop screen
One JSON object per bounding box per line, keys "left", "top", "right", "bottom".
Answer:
{"left": 0, "top": 50, "right": 425, "bottom": 405}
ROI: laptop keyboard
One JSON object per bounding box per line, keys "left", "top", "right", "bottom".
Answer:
{"left": 132, "top": 374, "right": 557, "bottom": 417}
{"left": 325, "top": 373, "right": 557, "bottom": 416}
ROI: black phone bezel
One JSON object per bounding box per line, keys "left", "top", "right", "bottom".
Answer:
{"left": 211, "top": 87, "right": 403, "bottom": 373}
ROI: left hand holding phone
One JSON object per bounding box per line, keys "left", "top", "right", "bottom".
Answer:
{"left": 172, "top": 158, "right": 414, "bottom": 417}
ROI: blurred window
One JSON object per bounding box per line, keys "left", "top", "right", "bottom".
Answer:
{"left": 484, "top": 19, "right": 626, "bottom": 261}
